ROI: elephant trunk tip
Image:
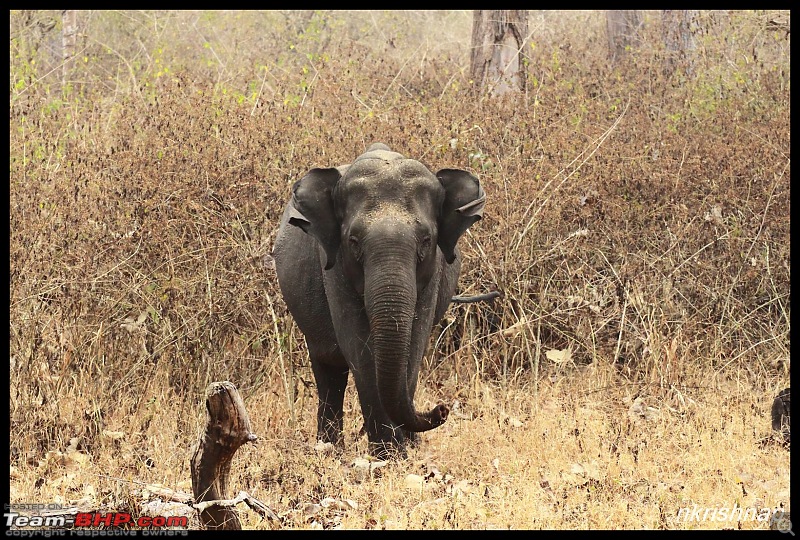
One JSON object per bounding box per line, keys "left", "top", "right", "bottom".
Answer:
{"left": 425, "top": 403, "right": 450, "bottom": 429}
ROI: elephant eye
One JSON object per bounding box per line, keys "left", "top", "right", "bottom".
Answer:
{"left": 349, "top": 235, "right": 363, "bottom": 261}
{"left": 417, "top": 235, "right": 432, "bottom": 263}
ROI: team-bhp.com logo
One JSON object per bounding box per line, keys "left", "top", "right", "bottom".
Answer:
{"left": 5, "top": 510, "right": 188, "bottom": 530}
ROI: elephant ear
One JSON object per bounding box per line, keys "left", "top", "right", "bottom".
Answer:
{"left": 436, "top": 169, "right": 486, "bottom": 264}
{"left": 288, "top": 167, "right": 342, "bottom": 270}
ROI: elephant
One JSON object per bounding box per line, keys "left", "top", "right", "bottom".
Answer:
{"left": 271, "top": 143, "right": 486, "bottom": 459}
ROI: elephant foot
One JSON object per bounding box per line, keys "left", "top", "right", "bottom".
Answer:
{"left": 315, "top": 439, "right": 344, "bottom": 456}
{"left": 316, "top": 424, "right": 345, "bottom": 449}
{"left": 368, "top": 429, "right": 422, "bottom": 460}
{"left": 403, "top": 430, "right": 421, "bottom": 447}
{"left": 369, "top": 440, "right": 408, "bottom": 461}
{"left": 319, "top": 437, "right": 345, "bottom": 453}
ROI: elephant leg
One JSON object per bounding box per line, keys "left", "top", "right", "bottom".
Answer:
{"left": 308, "top": 343, "right": 349, "bottom": 446}
{"left": 349, "top": 374, "right": 408, "bottom": 459}
{"left": 320, "top": 271, "right": 409, "bottom": 458}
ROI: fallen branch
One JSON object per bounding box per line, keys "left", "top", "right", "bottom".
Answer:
{"left": 192, "top": 490, "right": 280, "bottom": 522}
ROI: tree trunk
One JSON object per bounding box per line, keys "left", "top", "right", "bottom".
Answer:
{"left": 61, "top": 10, "right": 77, "bottom": 87}
{"left": 470, "top": 10, "right": 528, "bottom": 97}
{"left": 661, "top": 10, "right": 698, "bottom": 77}
{"left": 606, "top": 10, "right": 643, "bottom": 65}
{"left": 191, "top": 382, "right": 258, "bottom": 530}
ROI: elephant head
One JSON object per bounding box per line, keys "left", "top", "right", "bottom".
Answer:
{"left": 286, "top": 143, "right": 485, "bottom": 433}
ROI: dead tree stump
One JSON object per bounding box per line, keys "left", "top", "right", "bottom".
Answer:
{"left": 191, "top": 381, "right": 258, "bottom": 529}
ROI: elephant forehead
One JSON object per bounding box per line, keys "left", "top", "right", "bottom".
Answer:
{"left": 363, "top": 202, "right": 417, "bottom": 224}
{"left": 343, "top": 158, "right": 437, "bottom": 190}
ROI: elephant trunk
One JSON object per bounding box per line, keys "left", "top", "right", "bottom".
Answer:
{"left": 364, "top": 249, "right": 448, "bottom": 433}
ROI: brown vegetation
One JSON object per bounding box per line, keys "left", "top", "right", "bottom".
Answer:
{"left": 9, "top": 10, "right": 789, "bottom": 530}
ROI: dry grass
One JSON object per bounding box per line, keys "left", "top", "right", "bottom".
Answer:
{"left": 10, "top": 364, "right": 790, "bottom": 530}
{"left": 9, "top": 10, "right": 790, "bottom": 530}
